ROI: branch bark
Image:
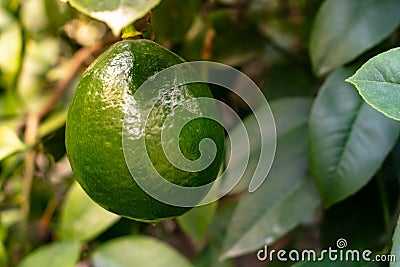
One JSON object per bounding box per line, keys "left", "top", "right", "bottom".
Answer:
{"left": 21, "top": 35, "right": 119, "bottom": 251}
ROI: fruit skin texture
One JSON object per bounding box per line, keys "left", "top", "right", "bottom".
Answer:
{"left": 66, "top": 39, "right": 224, "bottom": 222}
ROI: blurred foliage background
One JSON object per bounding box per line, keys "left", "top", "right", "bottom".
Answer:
{"left": 1, "top": 0, "right": 400, "bottom": 266}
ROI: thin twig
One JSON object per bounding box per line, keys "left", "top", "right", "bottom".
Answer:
{"left": 39, "top": 197, "right": 58, "bottom": 229}
{"left": 21, "top": 113, "right": 39, "bottom": 252}
{"left": 38, "top": 35, "right": 119, "bottom": 119}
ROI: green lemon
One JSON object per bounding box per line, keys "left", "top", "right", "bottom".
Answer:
{"left": 65, "top": 39, "right": 224, "bottom": 223}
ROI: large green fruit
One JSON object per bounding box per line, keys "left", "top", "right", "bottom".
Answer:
{"left": 65, "top": 39, "right": 224, "bottom": 223}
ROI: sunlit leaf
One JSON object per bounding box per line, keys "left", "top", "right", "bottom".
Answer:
{"left": 58, "top": 182, "right": 120, "bottom": 242}
{"left": 347, "top": 48, "right": 400, "bottom": 121}
{"left": 67, "top": 0, "right": 161, "bottom": 35}
{"left": 0, "top": 92, "right": 23, "bottom": 116}
{"left": 38, "top": 109, "right": 67, "bottom": 138}
{"left": 0, "top": 8, "right": 22, "bottom": 88}
{"left": 91, "top": 236, "right": 193, "bottom": 267}
{"left": 0, "top": 125, "right": 26, "bottom": 161}
{"left": 310, "top": 0, "right": 400, "bottom": 76}
{"left": 18, "top": 37, "right": 60, "bottom": 109}
{"left": 0, "top": 208, "right": 21, "bottom": 228}
{"left": 221, "top": 98, "right": 320, "bottom": 259}
{"left": 21, "top": 0, "right": 48, "bottom": 32}
{"left": 308, "top": 67, "right": 400, "bottom": 207}
{"left": 18, "top": 241, "right": 81, "bottom": 267}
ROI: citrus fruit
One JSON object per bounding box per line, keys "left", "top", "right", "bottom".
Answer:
{"left": 65, "top": 39, "right": 224, "bottom": 222}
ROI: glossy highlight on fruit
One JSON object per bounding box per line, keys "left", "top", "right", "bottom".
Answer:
{"left": 65, "top": 39, "right": 224, "bottom": 222}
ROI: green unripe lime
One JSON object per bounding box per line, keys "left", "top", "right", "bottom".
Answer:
{"left": 65, "top": 39, "right": 224, "bottom": 223}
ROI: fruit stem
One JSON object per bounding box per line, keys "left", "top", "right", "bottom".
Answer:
{"left": 122, "top": 25, "right": 143, "bottom": 39}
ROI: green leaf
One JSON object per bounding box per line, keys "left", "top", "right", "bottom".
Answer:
{"left": 320, "top": 178, "right": 391, "bottom": 250}
{"left": 208, "top": 199, "right": 237, "bottom": 242}
{"left": 67, "top": 0, "right": 161, "bottom": 35}
{"left": 0, "top": 125, "right": 26, "bottom": 161}
{"left": 309, "top": 0, "right": 400, "bottom": 76}
{"left": 221, "top": 98, "right": 321, "bottom": 259}
{"left": 18, "top": 241, "right": 81, "bottom": 267}
{"left": 38, "top": 109, "right": 67, "bottom": 138}
{"left": 208, "top": 10, "right": 267, "bottom": 66}
{"left": 18, "top": 37, "right": 60, "bottom": 108}
{"left": 391, "top": 214, "right": 400, "bottom": 267}
{"left": 177, "top": 202, "right": 217, "bottom": 246}
{"left": 0, "top": 8, "right": 22, "bottom": 89}
{"left": 0, "top": 208, "right": 21, "bottom": 228}
{"left": 194, "top": 243, "right": 234, "bottom": 267}
{"left": 226, "top": 97, "right": 314, "bottom": 194}
{"left": 91, "top": 236, "right": 193, "bottom": 267}
{"left": 347, "top": 48, "right": 400, "bottom": 121}
{"left": 393, "top": 142, "right": 400, "bottom": 182}
{"left": 0, "top": 242, "right": 7, "bottom": 267}
{"left": 308, "top": 67, "right": 400, "bottom": 207}
{"left": 58, "top": 182, "right": 120, "bottom": 242}
{"left": 263, "top": 61, "right": 314, "bottom": 100}
{"left": 221, "top": 111, "right": 260, "bottom": 195}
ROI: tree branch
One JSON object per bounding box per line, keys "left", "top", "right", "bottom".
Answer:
{"left": 21, "top": 35, "right": 119, "bottom": 252}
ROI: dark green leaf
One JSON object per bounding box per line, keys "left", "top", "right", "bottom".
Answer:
{"left": 320, "top": 177, "right": 393, "bottom": 250}
{"left": 208, "top": 199, "right": 238, "bottom": 242}
{"left": 58, "top": 182, "right": 120, "bottom": 242}
{"left": 152, "top": 0, "right": 201, "bottom": 44}
{"left": 0, "top": 242, "right": 7, "bottom": 267}
{"left": 393, "top": 142, "right": 400, "bottom": 182}
{"left": 67, "top": 0, "right": 161, "bottom": 35}
{"left": 391, "top": 215, "right": 400, "bottom": 267}
{"left": 177, "top": 202, "right": 217, "bottom": 246}
{"left": 91, "top": 236, "right": 192, "bottom": 267}
{"left": 347, "top": 48, "right": 400, "bottom": 121}
{"left": 208, "top": 10, "right": 267, "bottom": 66}
{"left": 263, "top": 61, "right": 313, "bottom": 100}
{"left": 18, "top": 241, "right": 81, "bottom": 267}
{"left": 310, "top": 0, "right": 400, "bottom": 76}
{"left": 221, "top": 98, "right": 320, "bottom": 259}
{"left": 308, "top": 67, "right": 400, "bottom": 207}
{"left": 181, "top": 10, "right": 267, "bottom": 65}
{"left": 194, "top": 243, "right": 234, "bottom": 267}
